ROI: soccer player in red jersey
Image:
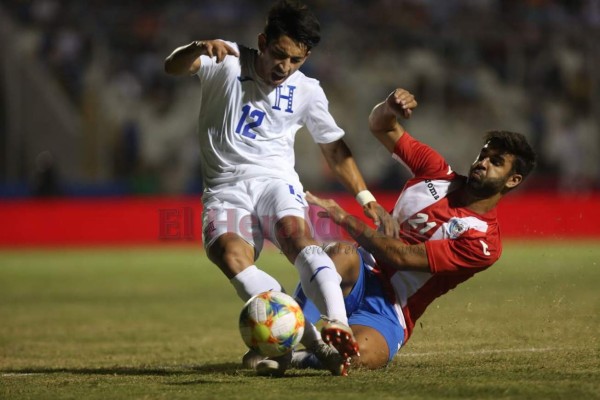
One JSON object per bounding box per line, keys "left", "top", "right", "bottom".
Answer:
{"left": 293, "top": 88, "right": 537, "bottom": 370}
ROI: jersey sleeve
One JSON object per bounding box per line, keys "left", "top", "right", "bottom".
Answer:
{"left": 305, "top": 84, "right": 345, "bottom": 144}
{"left": 196, "top": 41, "right": 239, "bottom": 83}
{"left": 425, "top": 236, "right": 501, "bottom": 273}
{"left": 393, "top": 132, "right": 453, "bottom": 179}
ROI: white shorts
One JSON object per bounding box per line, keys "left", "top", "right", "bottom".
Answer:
{"left": 201, "top": 177, "right": 310, "bottom": 256}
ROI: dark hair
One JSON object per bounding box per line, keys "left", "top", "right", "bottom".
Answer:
{"left": 264, "top": 0, "right": 321, "bottom": 50}
{"left": 484, "top": 130, "right": 537, "bottom": 178}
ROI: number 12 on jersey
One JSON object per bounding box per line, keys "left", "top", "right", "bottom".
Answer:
{"left": 235, "top": 105, "right": 265, "bottom": 139}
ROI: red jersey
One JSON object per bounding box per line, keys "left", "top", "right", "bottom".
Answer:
{"left": 375, "top": 132, "right": 502, "bottom": 341}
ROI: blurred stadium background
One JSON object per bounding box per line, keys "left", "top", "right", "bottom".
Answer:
{"left": 1, "top": 3, "right": 599, "bottom": 396}
{"left": 1, "top": 0, "right": 599, "bottom": 246}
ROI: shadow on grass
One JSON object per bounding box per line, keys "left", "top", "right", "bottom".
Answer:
{"left": 2, "top": 364, "right": 327, "bottom": 387}
{"left": 1, "top": 362, "right": 328, "bottom": 385}
{"left": 168, "top": 367, "right": 324, "bottom": 385}
{"left": 1, "top": 363, "right": 242, "bottom": 377}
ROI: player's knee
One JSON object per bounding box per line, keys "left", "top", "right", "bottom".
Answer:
{"left": 351, "top": 325, "right": 390, "bottom": 370}
{"left": 354, "top": 345, "right": 389, "bottom": 370}
{"left": 275, "top": 216, "right": 311, "bottom": 242}
{"left": 326, "top": 242, "right": 360, "bottom": 293}
{"left": 275, "top": 217, "right": 314, "bottom": 261}
{"left": 219, "top": 251, "right": 250, "bottom": 271}
{"left": 208, "top": 235, "right": 255, "bottom": 277}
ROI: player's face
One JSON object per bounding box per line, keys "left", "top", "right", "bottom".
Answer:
{"left": 256, "top": 34, "right": 310, "bottom": 87}
{"left": 467, "top": 146, "right": 522, "bottom": 197}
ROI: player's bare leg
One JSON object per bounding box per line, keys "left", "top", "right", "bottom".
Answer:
{"left": 292, "top": 244, "right": 390, "bottom": 372}
{"left": 275, "top": 215, "right": 356, "bottom": 310}
{"left": 319, "top": 318, "right": 360, "bottom": 375}
{"left": 325, "top": 242, "right": 361, "bottom": 297}
{"left": 206, "top": 233, "right": 256, "bottom": 279}
{"left": 349, "top": 324, "right": 389, "bottom": 369}
{"left": 208, "top": 232, "right": 282, "bottom": 299}
{"left": 277, "top": 217, "right": 360, "bottom": 375}
{"left": 327, "top": 243, "right": 391, "bottom": 369}
{"left": 208, "top": 233, "right": 287, "bottom": 372}
{"left": 321, "top": 242, "right": 365, "bottom": 373}
{"left": 320, "top": 243, "right": 361, "bottom": 375}
{"left": 292, "top": 322, "right": 389, "bottom": 372}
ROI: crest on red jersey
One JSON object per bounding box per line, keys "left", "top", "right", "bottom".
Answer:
{"left": 447, "top": 218, "right": 468, "bottom": 239}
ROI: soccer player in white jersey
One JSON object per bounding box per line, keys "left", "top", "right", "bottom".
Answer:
{"left": 164, "top": 1, "right": 396, "bottom": 376}
{"left": 294, "top": 88, "right": 537, "bottom": 370}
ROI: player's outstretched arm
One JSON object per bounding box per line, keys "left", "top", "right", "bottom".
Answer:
{"left": 164, "top": 40, "right": 239, "bottom": 76}
{"left": 306, "top": 192, "right": 429, "bottom": 271}
{"left": 368, "top": 88, "right": 417, "bottom": 153}
{"left": 318, "top": 140, "right": 399, "bottom": 237}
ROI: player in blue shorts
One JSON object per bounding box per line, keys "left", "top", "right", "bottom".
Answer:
{"left": 293, "top": 87, "right": 536, "bottom": 370}
{"left": 294, "top": 243, "right": 404, "bottom": 367}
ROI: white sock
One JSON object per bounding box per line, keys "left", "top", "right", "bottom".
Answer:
{"left": 230, "top": 265, "right": 283, "bottom": 302}
{"left": 294, "top": 245, "right": 348, "bottom": 325}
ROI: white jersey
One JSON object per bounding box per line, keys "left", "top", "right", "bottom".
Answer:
{"left": 196, "top": 41, "right": 345, "bottom": 188}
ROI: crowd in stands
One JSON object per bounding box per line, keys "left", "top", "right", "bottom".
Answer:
{"left": 4, "top": 0, "right": 599, "bottom": 196}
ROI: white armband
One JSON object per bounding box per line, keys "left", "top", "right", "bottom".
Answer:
{"left": 355, "top": 190, "right": 376, "bottom": 206}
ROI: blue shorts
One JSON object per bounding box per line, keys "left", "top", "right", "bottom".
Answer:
{"left": 294, "top": 252, "right": 404, "bottom": 362}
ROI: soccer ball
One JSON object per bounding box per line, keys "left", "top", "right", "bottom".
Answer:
{"left": 239, "top": 291, "right": 305, "bottom": 357}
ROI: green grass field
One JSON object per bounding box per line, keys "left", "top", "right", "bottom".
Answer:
{"left": 1, "top": 241, "right": 599, "bottom": 399}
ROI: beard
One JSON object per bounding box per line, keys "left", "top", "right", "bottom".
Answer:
{"left": 466, "top": 174, "right": 508, "bottom": 198}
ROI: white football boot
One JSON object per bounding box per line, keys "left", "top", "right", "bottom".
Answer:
{"left": 291, "top": 340, "right": 347, "bottom": 376}
{"left": 255, "top": 351, "right": 293, "bottom": 377}
{"left": 241, "top": 349, "right": 266, "bottom": 369}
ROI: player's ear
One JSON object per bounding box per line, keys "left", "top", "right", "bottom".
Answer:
{"left": 258, "top": 33, "right": 267, "bottom": 53}
{"left": 505, "top": 173, "right": 523, "bottom": 189}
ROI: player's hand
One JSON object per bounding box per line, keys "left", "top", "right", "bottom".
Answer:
{"left": 194, "top": 40, "right": 239, "bottom": 63}
{"left": 362, "top": 202, "right": 400, "bottom": 238}
{"left": 305, "top": 191, "right": 349, "bottom": 225}
{"left": 385, "top": 88, "right": 417, "bottom": 119}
